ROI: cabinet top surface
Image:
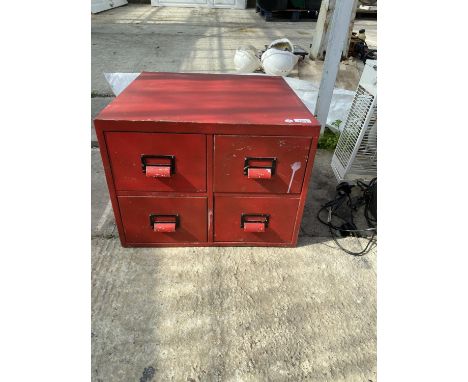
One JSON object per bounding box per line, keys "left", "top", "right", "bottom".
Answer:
{"left": 95, "top": 72, "right": 319, "bottom": 128}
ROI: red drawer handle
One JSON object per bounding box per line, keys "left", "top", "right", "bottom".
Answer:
{"left": 154, "top": 222, "right": 176, "bottom": 232}
{"left": 247, "top": 168, "right": 272, "bottom": 179}
{"left": 241, "top": 214, "right": 270, "bottom": 233}
{"left": 145, "top": 165, "right": 171, "bottom": 178}
{"left": 244, "top": 157, "right": 276, "bottom": 179}
{"left": 150, "top": 214, "right": 179, "bottom": 233}
{"left": 243, "top": 222, "right": 266, "bottom": 232}
{"left": 141, "top": 155, "right": 175, "bottom": 178}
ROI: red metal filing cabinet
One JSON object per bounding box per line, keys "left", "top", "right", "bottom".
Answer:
{"left": 94, "top": 72, "right": 320, "bottom": 247}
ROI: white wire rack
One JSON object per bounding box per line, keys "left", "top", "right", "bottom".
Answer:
{"left": 331, "top": 61, "right": 377, "bottom": 182}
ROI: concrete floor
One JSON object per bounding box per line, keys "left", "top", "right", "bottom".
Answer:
{"left": 91, "top": 5, "right": 377, "bottom": 381}
{"left": 91, "top": 5, "right": 376, "bottom": 94}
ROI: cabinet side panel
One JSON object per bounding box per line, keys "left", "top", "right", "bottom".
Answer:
{"left": 94, "top": 120, "right": 128, "bottom": 246}
{"left": 292, "top": 137, "right": 319, "bottom": 245}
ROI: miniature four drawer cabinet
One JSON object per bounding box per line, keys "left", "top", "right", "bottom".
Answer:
{"left": 94, "top": 72, "right": 320, "bottom": 247}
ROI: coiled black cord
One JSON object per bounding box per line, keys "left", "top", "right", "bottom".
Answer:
{"left": 312, "top": 178, "right": 377, "bottom": 256}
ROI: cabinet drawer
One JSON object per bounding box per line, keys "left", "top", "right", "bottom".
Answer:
{"left": 214, "top": 135, "right": 311, "bottom": 194}
{"left": 118, "top": 196, "right": 207, "bottom": 244}
{"left": 214, "top": 196, "right": 299, "bottom": 243}
{"left": 106, "top": 132, "right": 206, "bottom": 192}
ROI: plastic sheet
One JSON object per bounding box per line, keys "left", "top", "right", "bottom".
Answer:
{"left": 104, "top": 72, "right": 140, "bottom": 97}
{"left": 284, "top": 77, "right": 355, "bottom": 131}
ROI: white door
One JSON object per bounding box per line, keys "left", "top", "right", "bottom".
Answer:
{"left": 91, "top": 0, "right": 128, "bottom": 14}
{"left": 151, "top": 0, "right": 246, "bottom": 9}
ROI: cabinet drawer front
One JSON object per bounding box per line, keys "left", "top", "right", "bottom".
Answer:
{"left": 106, "top": 132, "right": 206, "bottom": 192}
{"left": 119, "top": 196, "right": 207, "bottom": 244}
{"left": 214, "top": 196, "right": 299, "bottom": 243}
{"left": 214, "top": 135, "right": 311, "bottom": 194}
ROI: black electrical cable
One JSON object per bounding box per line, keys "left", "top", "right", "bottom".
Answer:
{"left": 327, "top": 225, "right": 375, "bottom": 256}
{"left": 309, "top": 178, "right": 377, "bottom": 256}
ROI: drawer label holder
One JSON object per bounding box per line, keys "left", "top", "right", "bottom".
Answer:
{"left": 141, "top": 155, "right": 175, "bottom": 178}
{"left": 241, "top": 213, "right": 270, "bottom": 233}
{"left": 149, "top": 214, "right": 179, "bottom": 233}
{"left": 243, "top": 157, "right": 277, "bottom": 179}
